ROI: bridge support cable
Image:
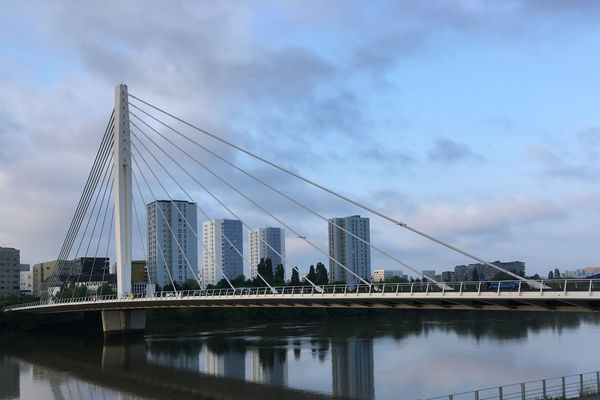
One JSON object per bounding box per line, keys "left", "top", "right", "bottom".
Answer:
{"left": 45, "top": 116, "right": 115, "bottom": 295}
{"left": 62, "top": 155, "right": 115, "bottom": 295}
{"left": 131, "top": 127, "right": 264, "bottom": 290}
{"left": 129, "top": 111, "right": 441, "bottom": 287}
{"left": 128, "top": 95, "right": 532, "bottom": 287}
{"left": 130, "top": 129, "right": 271, "bottom": 291}
{"left": 128, "top": 114, "right": 369, "bottom": 287}
{"left": 131, "top": 184, "right": 153, "bottom": 289}
{"left": 45, "top": 121, "right": 115, "bottom": 297}
{"left": 98, "top": 206, "right": 114, "bottom": 297}
{"left": 131, "top": 157, "right": 202, "bottom": 291}
{"left": 132, "top": 170, "right": 179, "bottom": 295}
{"left": 130, "top": 135, "right": 224, "bottom": 289}
{"left": 71, "top": 167, "right": 115, "bottom": 298}
{"left": 81, "top": 176, "right": 115, "bottom": 297}
{"left": 130, "top": 142, "right": 205, "bottom": 290}
{"left": 69, "top": 161, "right": 114, "bottom": 292}
{"left": 130, "top": 121, "right": 309, "bottom": 292}
{"left": 49, "top": 132, "right": 112, "bottom": 296}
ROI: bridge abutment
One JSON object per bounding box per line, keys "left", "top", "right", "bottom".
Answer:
{"left": 101, "top": 310, "right": 146, "bottom": 336}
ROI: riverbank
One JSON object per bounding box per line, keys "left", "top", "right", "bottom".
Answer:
{"left": 0, "top": 306, "right": 377, "bottom": 335}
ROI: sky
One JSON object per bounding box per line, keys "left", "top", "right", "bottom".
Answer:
{"left": 0, "top": 0, "right": 599, "bottom": 278}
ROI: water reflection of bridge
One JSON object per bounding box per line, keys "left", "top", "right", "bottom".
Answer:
{"left": 3, "top": 312, "right": 598, "bottom": 399}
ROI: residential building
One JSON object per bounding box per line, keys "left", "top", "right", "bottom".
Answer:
{"left": 249, "top": 227, "right": 286, "bottom": 279}
{"left": 202, "top": 219, "right": 243, "bottom": 286}
{"left": 147, "top": 200, "right": 198, "bottom": 288}
{"left": 75, "top": 257, "right": 110, "bottom": 282}
{"left": 19, "top": 264, "right": 33, "bottom": 295}
{"left": 32, "top": 260, "right": 79, "bottom": 297}
{"left": 454, "top": 261, "right": 525, "bottom": 281}
{"left": 0, "top": 247, "right": 21, "bottom": 297}
{"left": 372, "top": 269, "right": 405, "bottom": 283}
{"left": 328, "top": 215, "right": 371, "bottom": 285}
{"left": 441, "top": 271, "right": 455, "bottom": 282}
{"left": 131, "top": 260, "right": 150, "bottom": 295}
{"left": 422, "top": 270, "right": 436, "bottom": 280}
{"left": 563, "top": 267, "right": 600, "bottom": 278}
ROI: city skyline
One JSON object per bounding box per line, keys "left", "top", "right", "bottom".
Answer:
{"left": 1, "top": 2, "right": 600, "bottom": 277}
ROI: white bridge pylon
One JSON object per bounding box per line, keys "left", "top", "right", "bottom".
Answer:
{"left": 113, "top": 84, "right": 132, "bottom": 297}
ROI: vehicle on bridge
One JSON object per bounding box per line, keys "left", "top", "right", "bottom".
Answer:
{"left": 486, "top": 281, "right": 520, "bottom": 290}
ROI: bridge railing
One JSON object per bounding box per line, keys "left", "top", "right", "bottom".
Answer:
{"left": 5, "top": 279, "right": 600, "bottom": 311}
{"left": 427, "top": 370, "right": 600, "bottom": 400}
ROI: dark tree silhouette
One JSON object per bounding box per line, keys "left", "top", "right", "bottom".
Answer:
{"left": 315, "top": 262, "right": 328, "bottom": 285}
{"left": 290, "top": 268, "right": 301, "bottom": 286}
{"left": 307, "top": 265, "right": 317, "bottom": 282}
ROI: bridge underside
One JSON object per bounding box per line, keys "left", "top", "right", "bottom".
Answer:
{"left": 13, "top": 294, "right": 600, "bottom": 315}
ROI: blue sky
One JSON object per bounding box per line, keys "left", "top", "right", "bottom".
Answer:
{"left": 0, "top": 1, "right": 599, "bottom": 277}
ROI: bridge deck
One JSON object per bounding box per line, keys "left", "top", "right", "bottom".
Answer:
{"left": 6, "top": 281, "right": 600, "bottom": 314}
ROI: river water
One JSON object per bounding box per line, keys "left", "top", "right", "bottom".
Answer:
{"left": 1, "top": 311, "right": 599, "bottom": 400}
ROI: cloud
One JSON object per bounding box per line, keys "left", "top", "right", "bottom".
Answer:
{"left": 409, "top": 196, "right": 565, "bottom": 237}
{"left": 427, "top": 137, "right": 483, "bottom": 164}
{"left": 0, "top": 0, "right": 599, "bottom": 276}
{"left": 527, "top": 141, "right": 600, "bottom": 181}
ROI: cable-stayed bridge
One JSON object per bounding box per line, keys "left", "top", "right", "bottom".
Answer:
{"left": 5, "top": 84, "right": 600, "bottom": 334}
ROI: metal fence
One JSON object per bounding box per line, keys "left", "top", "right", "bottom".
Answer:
{"left": 428, "top": 371, "right": 600, "bottom": 400}
{"left": 5, "top": 279, "right": 600, "bottom": 312}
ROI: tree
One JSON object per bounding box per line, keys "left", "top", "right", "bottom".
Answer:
{"left": 492, "top": 272, "right": 514, "bottom": 281}
{"left": 471, "top": 268, "right": 480, "bottom": 282}
{"left": 307, "top": 265, "right": 317, "bottom": 283}
{"left": 385, "top": 276, "right": 409, "bottom": 284}
{"left": 554, "top": 268, "right": 561, "bottom": 279}
{"left": 231, "top": 275, "right": 246, "bottom": 287}
{"left": 274, "top": 264, "right": 285, "bottom": 281}
{"left": 290, "top": 268, "right": 301, "bottom": 286}
{"left": 315, "top": 262, "right": 328, "bottom": 285}
{"left": 215, "top": 278, "right": 231, "bottom": 289}
{"left": 257, "top": 258, "right": 273, "bottom": 279}
{"left": 182, "top": 279, "right": 200, "bottom": 290}
{"left": 97, "top": 283, "right": 115, "bottom": 296}
{"left": 548, "top": 271, "right": 554, "bottom": 279}
{"left": 163, "top": 282, "right": 181, "bottom": 292}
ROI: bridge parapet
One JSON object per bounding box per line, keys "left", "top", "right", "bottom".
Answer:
{"left": 5, "top": 279, "right": 600, "bottom": 314}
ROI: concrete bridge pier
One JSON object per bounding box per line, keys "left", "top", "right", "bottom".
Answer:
{"left": 101, "top": 310, "right": 146, "bottom": 336}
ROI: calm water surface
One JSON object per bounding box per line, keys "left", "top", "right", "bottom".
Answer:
{"left": 1, "top": 311, "right": 599, "bottom": 400}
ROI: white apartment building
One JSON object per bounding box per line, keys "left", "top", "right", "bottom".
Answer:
{"left": 372, "top": 269, "right": 405, "bottom": 283}
{"left": 147, "top": 200, "right": 198, "bottom": 288}
{"left": 328, "top": 215, "right": 371, "bottom": 285}
{"left": 202, "top": 219, "right": 243, "bottom": 286}
{"left": 19, "top": 264, "right": 33, "bottom": 295}
{"left": 249, "top": 227, "right": 286, "bottom": 279}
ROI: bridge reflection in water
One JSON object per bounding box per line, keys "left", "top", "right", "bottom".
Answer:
{"left": 2, "top": 312, "right": 600, "bottom": 400}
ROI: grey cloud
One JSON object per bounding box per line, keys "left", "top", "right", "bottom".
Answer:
{"left": 427, "top": 137, "right": 483, "bottom": 164}
{"left": 0, "top": 110, "right": 25, "bottom": 166}
{"left": 410, "top": 196, "right": 566, "bottom": 237}
{"left": 577, "top": 127, "right": 600, "bottom": 147}
{"left": 527, "top": 143, "right": 600, "bottom": 181}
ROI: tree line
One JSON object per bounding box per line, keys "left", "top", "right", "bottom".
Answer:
{"left": 205, "top": 258, "right": 330, "bottom": 290}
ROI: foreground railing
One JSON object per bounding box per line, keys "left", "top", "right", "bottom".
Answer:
{"left": 427, "top": 370, "right": 600, "bottom": 400}
{"left": 5, "top": 279, "right": 600, "bottom": 312}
